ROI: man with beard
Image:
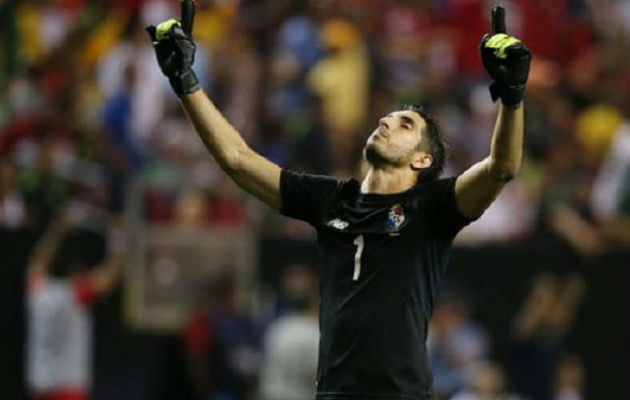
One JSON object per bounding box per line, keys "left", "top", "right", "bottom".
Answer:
{"left": 146, "top": 3, "right": 530, "bottom": 399}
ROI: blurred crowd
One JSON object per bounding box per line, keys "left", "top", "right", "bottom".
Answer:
{"left": 1, "top": 0, "right": 628, "bottom": 248}
{"left": 0, "top": 0, "right": 628, "bottom": 400}
{"left": 181, "top": 265, "right": 588, "bottom": 400}
{"left": 428, "top": 273, "right": 586, "bottom": 400}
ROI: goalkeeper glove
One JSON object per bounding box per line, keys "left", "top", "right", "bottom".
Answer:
{"left": 146, "top": 1, "right": 200, "bottom": 97}
{"left": 479, "top": 6, "right": 531, "bottom": 107}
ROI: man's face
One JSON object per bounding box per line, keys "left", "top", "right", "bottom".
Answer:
{"left": 364, "top": 110, "right": 429, "bottom": 168}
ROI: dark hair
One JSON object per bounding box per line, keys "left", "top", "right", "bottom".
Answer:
{"left": 402, "top": 104, "right": 447, "bottom": 182}
{"left": 50, "top": 229, "right": 106, "bottom": 278}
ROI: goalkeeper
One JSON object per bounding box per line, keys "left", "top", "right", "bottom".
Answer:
{"left": 147, "top": 2, "right": 530, "bottom": 399}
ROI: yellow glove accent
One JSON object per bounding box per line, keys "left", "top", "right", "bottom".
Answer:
{"left": 156, "top": 18, "right": 180, "bottom": 41}
{"left": 485, "top": 33, "right": 521, "bottom": 59}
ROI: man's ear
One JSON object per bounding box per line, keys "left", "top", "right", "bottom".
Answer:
{"left": 411, "top": 152, "right": 433, "bottom": 170}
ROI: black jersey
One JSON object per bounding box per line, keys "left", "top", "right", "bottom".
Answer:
{"left": 280, "top": 169, "right": 477, "bottom": 400}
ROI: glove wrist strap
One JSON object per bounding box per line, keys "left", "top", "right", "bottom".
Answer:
{"left": 169, "top": 69, "right": 200, "bottom": 97}
{"left": 490, "top": 82, "right": 525, "bottom": 107}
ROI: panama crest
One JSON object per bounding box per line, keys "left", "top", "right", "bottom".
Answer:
{"left": 386, "top": 204, "right": 406, "bottom": 232}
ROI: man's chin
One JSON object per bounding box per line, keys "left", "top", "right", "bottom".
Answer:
{"left": 363, "top": 143, "right": 391, "bottom": 167}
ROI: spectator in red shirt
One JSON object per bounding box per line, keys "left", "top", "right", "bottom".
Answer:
{"left": 26, "top": 212, "right": 122, "bottom": 400}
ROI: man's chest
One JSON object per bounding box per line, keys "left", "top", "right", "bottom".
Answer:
{"left": 320, "top": 201, "right": 423, "bottom": 237}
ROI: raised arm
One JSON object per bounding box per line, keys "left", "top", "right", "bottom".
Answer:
{"left": 85, "top": 216, "right": 126, "bottom": 297}
{"left": 455, "top": 104, "right": 523, "bottom": 218}
{"left": 179, "top": 91, "right": 282, "bottom": 209}
{"left": 85, "top": 255, "right": 122, "bottom": 296}
{"left": 454, "top": 6, "right": 531, "bottom": 218}
{"left": 146, "top": 1, "right": 281, "bottom": 210}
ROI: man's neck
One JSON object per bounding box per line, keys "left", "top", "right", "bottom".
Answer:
{"left": 360, "top": 166, "right": 417, "bottom": 195}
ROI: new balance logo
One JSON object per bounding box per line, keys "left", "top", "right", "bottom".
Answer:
{"left": 327, "top": 218, "right": 349, "bottom": 230}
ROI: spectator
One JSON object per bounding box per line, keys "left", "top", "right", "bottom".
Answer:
{"left": 590, "top": 120, "right": 630, "bottom": 246}
{"left": 451, "top": 361, "right": 523, "bottom": 400}
{"left": 183, "top": 270, "right": 261, "bottom": 400}
{"left": 428, "top": 293, "right": 490, "bottom": 399}
{"left": 553, "top": 355, "right": 585, "bottom": 400}
{"left": 19, "top": 136, "right": 69, "bottom": 231}
{"left": 508, "top": 273, "right": 586, "bottom": 400}
{"left": 26, "top": 212, "right": 122, "bottom": 400}
{"left": 307, "top": 17, "right": 370, "bottom": 173}
{"left": 258, "top": 264, "right": 319, "bottom": 400}
{"left": 98, "top": 21, "right": 169, "bottom": 142}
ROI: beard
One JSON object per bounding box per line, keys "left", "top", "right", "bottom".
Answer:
{"left": 363, "top": 141, "right": 406, "bottom": 168}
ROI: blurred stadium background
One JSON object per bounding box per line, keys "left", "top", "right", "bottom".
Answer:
{"left": 0, "top": 0, "right": 628, "bottom": 399}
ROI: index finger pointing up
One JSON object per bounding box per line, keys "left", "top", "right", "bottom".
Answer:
{"left": 491, "top": 5, "right": 506, "bottom": 34}
{"left": 181, "top": 0, "right": 195, "bottom": 36}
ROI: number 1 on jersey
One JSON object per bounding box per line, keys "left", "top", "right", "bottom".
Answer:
{"left": 352, "top": 235, "right": 364, "bottom": 281}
